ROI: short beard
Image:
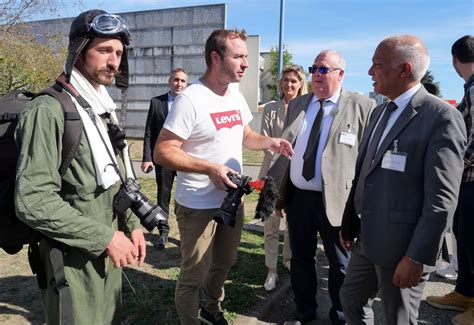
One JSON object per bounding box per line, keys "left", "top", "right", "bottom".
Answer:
{"left": 93, "top": 69, "right": 116, "bottom": 86}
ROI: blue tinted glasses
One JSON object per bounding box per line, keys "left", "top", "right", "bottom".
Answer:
{"left": 309, "top": 65, "right": 341, "bottom": 75}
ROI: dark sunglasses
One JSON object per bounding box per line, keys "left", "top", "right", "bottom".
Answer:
{"left": 308, "top": 65, "right": 341, "bottom": 75}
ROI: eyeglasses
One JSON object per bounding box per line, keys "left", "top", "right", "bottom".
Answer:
{"left": 309, "top": 65, "right": 341, "bottom": 75}
{"left": 89, "top": 14, "right": 131, "bottom": 39}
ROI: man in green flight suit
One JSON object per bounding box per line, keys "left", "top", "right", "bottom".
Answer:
{"left": 14, "top": 10, "right": 146, "bottom": 324}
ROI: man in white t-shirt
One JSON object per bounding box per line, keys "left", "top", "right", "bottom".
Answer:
{"left": 155, "top": 29, "right": 293, "bottom": 325}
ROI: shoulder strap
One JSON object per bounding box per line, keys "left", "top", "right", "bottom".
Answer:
{"left": 49, "top": 245, "right": 74, "bottom": 324}
{"left": 29, "top": 80, "right": 80, "bottom": 324}
{"left": 36, "top": 83, "right": 83, "bottom": 177}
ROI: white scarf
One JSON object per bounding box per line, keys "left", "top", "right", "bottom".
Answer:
{"left": 69, "top": 68, "right": 134, "bottom": 189}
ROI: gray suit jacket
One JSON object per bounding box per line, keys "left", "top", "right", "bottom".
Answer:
{"left": 267, "top": 90, "right": 376, "bottom": 226}
{"left": 341, "top": 86, "right": 467, "bottom": 269}
{"left": 259, "top": 99, "right": 287, "bottom": 177}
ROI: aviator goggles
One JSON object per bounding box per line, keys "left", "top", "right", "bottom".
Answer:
{"left": 309, "top": 65, "right": 341, "bottom": 75}
{"left": 88, "top": 14, "right": 131, "bottom": 41}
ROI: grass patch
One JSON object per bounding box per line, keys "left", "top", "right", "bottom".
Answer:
{"left": 127, "top": 138, "right": 264, "bottom": 167}
{"left": 119, "top": 228, "right": 268, "bottom": 324}
{"left": 0, "top": 168, "right": 270, "bottom": 324}
{"left": 242, "top": 148, "right": 264, "bottom": 165}
{"left": 128, "top": 139, "right": 145, "bottom": 161}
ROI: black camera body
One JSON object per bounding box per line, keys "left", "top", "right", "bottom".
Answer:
{"left": 213, "top": 173, "right": 254, "bottom": 227}
{"left": 113, "top": 178, "right": 168, "bottom": 232}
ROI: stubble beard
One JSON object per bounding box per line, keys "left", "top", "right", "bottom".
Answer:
{"left": 93, "top": 68, "right": 117, "bottom": 87}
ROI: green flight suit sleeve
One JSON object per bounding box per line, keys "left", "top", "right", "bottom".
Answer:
{"left": 14, "top": 95, "right": 115, "bottom": 257}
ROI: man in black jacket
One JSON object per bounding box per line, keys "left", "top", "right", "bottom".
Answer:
{"left": 142, "top": 68, "right": 188, "bottom": 249}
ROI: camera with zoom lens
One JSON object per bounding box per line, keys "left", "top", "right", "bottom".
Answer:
{"left": 213, "top": 173, "right": 254, "bottom": 228}
{"left": 113, "top": 178, "right": 168, "bottom": 232}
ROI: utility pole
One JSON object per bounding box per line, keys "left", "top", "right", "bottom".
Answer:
{"left": 277, "top": 0, "right": 285, "bottom": 79}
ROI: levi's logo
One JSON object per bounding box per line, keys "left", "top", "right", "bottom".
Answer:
{"left": 210, "top": 110, "right": 242, "bottom": 131}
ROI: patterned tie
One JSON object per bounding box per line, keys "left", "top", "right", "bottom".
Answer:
{"left": 354, "top": 101, "right": 398, "bottom": 213}
{"left": 302, "top": 99, "right": 326, "bottom": 181}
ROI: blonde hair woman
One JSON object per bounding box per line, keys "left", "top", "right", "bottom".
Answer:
{"left": 259, "top": 64, "right": 307, "bottom": 291}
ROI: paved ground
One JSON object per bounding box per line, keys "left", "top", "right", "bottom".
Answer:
{"left": 237, "top": 219, "right": 459, "bottom": 325}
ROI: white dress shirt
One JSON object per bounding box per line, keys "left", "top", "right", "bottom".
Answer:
{"left": 290, "top": 88, "right": 342, "bottom": 191}
{"left": 372, "top": 83, "right": 421, "bottom": 153}
{"left": 167, "top": 92, "right": 175, "bottom": 111}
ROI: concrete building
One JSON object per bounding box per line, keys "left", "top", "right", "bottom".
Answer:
{"left": 28, "top": 3, "right": 272, "bottom": 136}
{"left": 259, "top": 51, "right": 275, "bottom": 105}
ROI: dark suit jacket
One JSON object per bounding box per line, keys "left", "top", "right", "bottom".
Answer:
{"left": 143, "top": 93, "right": 168, "bottom": 164}
{"left": 340, "top": 86, "right": 467, "bottom": 269}
{"left": 267, "top": 90, "right": 376, "bottom": 226}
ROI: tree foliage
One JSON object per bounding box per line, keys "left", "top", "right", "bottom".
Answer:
{"left": 0, "top": 0, "right": 80, "bottom": 95}
{"left": 267, "top": 45, "right": 293, "bottom": 100}
{"left": 0, "top": 29, "right": 67, "bottom": 96}
{"left": 0, "top": 0, "right": 80, "bottom": 31}
{"left": 421, "top": 70, "right": 441, "bottom": 97}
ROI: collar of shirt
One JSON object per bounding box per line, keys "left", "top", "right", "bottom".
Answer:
{"left": 392, "top": 83, "right": 421, "bottom": 112}
{"left": 167, "top": 92, "right": 175, "bottom": 103}
{"left": 310, "top": 87, "right": 342, "bottom": 106}
{"left": 374, "top": 83, "right": 422, "bottom": 149}
{"left": 464, "top": 74, "right": 474, "bottom": 92}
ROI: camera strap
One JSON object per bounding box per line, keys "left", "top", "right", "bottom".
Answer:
{"left": 58, "top": 79, "right": 132, "bottom": 187}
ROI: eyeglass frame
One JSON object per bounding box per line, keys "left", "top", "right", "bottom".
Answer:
{"left": 88, "top": 14, "right": 131, "bottom": 40}
{"left": 308, "top": 65, "right": 342, "bottom": 75}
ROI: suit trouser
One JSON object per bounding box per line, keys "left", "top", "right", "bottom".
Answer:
{"left": 340, "top": 239, "right": 428, "bottom": 325}
{"left": 264, "top": 213, "right": 291, "bottom": 269}
{"left": 155, "top": 165, "right": 176, "bottom": 216}
{"left": 286, "top": 184, "right": 349, "bottom": 324}
{"left": 453, "top": 181, "right": 474, "bottom": 297}
{"left": 174, "top": 202, "right": 243, "bottom": 325}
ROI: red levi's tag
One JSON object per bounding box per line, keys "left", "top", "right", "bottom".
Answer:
{"left": 210, "top": 110, "right": 242, "bottom": 131}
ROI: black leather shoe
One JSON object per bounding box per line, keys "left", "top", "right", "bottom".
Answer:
{"left": 153, "top": 229, "right": 169, "bottom": 250}
{"left": 198, "top": 308, "right": 228, "bottom": 325}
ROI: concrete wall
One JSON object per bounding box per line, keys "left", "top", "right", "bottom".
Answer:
{"left": 30, "top": 4, "right": 226, "bottom": 138}
{"left": 259, "top": 52, "right": 274, "bottom": 104}
{"left": 28, "top": 4, "right": 268, "bottom": 137}
{"left": 239, "top": 35, "right": 261, "bottom": 112}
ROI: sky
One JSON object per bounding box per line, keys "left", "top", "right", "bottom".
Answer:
{"left": 44, "top": 0, "right": 473, "bottom": 101}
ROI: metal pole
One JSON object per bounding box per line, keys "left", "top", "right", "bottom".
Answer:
{"left": 277, "top": 0, "right": 285, "bottom": 77}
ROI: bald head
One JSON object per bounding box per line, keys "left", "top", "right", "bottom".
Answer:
{"left": 379, "top": 35, "right": 430, "bottom": 81}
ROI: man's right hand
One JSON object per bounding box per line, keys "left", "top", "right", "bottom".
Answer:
{"left": 106, "top": 231, "right": 139, "bottom": 268}
{"left": 141, "top": 161, "right": 153, "bottom": 173}
{"left": 339, "top": 231, "right": 354, "bottom": 252}
{"left": 207, "top": 163, "right": 238, "bottom": 191}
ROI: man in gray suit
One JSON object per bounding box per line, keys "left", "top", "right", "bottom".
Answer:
{"left": 339, "top": 35, "right": 467, "bottom": 324}
{"left": 268, "top": 50, "right": 375, "bottom": 324}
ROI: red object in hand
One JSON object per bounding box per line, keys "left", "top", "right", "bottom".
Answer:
{"left": 248, "top": 178, "right": 265, "bottom": 192}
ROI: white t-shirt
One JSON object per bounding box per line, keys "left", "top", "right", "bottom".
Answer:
{"left": 163, "top": 81, "right": 253, "bottom": 209}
